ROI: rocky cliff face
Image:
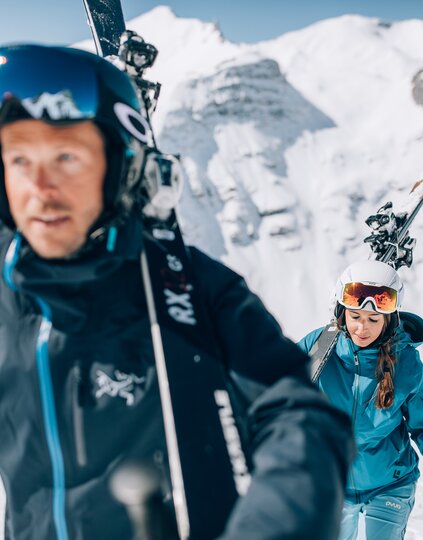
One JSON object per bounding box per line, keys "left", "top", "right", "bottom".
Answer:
{"left": 159, "top": 54, "right": 334, "bottom": 256}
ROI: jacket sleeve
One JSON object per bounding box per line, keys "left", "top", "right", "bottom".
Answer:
{"left": 190, "top": 248, "right": 354, "bottom": 540}
{"left": 402, "top": 351, "right": 423, "bottom": 453}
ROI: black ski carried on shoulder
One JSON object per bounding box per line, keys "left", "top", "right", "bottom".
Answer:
{"left": 81, "top": 2, "right": 250, "bottom": 539}
{"left": 82, "top": 0, "right": 125, "bottom": 56}
{"left": 310, "top": 322, "right": 339, "bottom": 383}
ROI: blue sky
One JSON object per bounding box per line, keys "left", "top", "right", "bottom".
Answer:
{"left": 1, "top": 0, "right": 422, "bottom": 45}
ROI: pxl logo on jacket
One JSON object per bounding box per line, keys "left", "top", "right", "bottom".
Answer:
{"left": 385, "top": 501, "right": 401, "bottom": 510}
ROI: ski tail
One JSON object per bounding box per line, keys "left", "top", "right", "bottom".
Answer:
{"left": 365, "top": 179, "right": 423, "bottom": 269}
{"left": 82, "top": 0, "right": 125, "bottom": 56}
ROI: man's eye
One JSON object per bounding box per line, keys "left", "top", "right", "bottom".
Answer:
{"left": 12, "top": 156, "right": 27, "bottom": 165}
{"left": 58, "top": 153, "right": 76, "bottom": 162}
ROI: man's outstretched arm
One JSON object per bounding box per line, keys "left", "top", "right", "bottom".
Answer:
{"left": 190, "top": 247, "right": 354, "bottom": 540}
{"left": 221, "top": 373, "right": 354, "bottom": 540}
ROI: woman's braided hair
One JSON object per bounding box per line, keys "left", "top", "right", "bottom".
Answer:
{"left": 374, "top": 315, "right": 396, "bottom": 409}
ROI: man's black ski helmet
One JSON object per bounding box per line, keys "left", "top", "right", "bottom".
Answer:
{"left": 0, "top": 43, "right": 152, "bottom": 229}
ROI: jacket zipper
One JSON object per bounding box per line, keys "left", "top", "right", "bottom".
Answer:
{"left": 72, "top": 365, "right": 87, "bottom": 467}
{"left": 349, "top": 352, "right": 360, "bottom": 502}
{"left": 4, "top": 235, "right": 69, "bottom": 540}
{"left": 351, "top": 353, "right": 360, "bottom": 424}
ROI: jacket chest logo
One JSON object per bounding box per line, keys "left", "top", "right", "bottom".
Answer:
{"left": 95, "top": 369, "right": 145, "bottom": 406}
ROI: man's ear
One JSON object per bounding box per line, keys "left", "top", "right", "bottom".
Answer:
{"left": 0, "top": 149, "right": 15, "bottom": 229}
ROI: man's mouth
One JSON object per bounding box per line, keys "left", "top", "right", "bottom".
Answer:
{"left": 31, "top": 215, "right": 70, "bottom": 226}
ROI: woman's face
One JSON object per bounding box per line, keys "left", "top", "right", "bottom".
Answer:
{"left": 345, "top": 309, "right": 386, "bottom": 347}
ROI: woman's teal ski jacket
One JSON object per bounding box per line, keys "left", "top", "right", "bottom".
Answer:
{"left": 299, "top": 323, "right": 422, "bottom": 496}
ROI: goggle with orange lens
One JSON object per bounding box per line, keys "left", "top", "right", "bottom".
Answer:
{"left": 341, "top": 282, "right": 398, "bottom": 314}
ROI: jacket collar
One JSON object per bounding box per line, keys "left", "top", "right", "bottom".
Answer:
{"left": 335, "top": 326, "right": 415, "bottom": 371}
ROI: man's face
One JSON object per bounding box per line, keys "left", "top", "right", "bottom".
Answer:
{"left": 1, "top": 119, "right": 107, "bottom": 259}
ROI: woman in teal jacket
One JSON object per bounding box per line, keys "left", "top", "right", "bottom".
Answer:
{"left": 299, "top": 259, "right": 422, "bottom": 540}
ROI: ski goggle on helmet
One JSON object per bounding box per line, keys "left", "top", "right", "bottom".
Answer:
{"left": 334, "top": 260, "right": 404, "bottom": 314}
{"left": 0, "top": 44, "right": 153, "bottom": 227}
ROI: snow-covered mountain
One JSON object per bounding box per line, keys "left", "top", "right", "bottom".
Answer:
{"left": 74, "top": 7, "right": 423, "bottom": 538}
{"left": 78, "top": 7, "right": 423, "bottom": 341}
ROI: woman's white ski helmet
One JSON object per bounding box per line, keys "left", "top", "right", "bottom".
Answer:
{"left": 334, "top": 260, "right": 404, "bottom": 315}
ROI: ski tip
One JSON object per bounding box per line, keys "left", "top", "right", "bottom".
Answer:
{"left": 410, "top": 179, "right": 423, "bottom": 199}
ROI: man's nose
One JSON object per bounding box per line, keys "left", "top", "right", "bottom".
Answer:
{"left": 32, "top": 164, "right": 57, "bottom": 191}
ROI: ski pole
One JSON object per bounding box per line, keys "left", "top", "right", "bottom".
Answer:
{"left": 140, "top": 249, "right": 190, "bottom": 540}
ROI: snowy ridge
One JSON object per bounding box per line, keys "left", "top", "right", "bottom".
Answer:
{"left": 92, "top": 9, "right": 423, "bottom": 335}
{"left": 76, "top": 7, "right": 423, "bottom": 341}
